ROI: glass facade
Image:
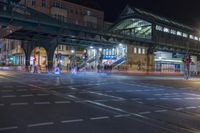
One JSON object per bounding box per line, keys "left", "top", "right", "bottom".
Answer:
{"left": 113, "top": 18, "right": 152, "bottom": 39}
{"left": 155, "top": 25, "right": 200, "bottom": 42}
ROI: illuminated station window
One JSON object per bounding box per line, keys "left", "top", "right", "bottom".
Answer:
{"left": 163, "top": 27, "right": 170, "bottom": 33}
{"left": 182, "top": 33, "right": 188, "bottom": 38}
{"left": 156, "top": 25, "right": 163, "bottom": 31}
{"left": 170, "top": 29, "right": 176, "bottom": 35}
{"left": 177, "top": 31, "right": 182, "bottom": 36}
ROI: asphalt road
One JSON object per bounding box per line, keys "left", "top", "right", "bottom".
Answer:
{"left": 0, "top": 71, "right": 200, "bottom": 133}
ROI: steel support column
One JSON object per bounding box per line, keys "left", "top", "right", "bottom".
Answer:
{"left": 21, "top": 41, "right": 35, "bottom": 71}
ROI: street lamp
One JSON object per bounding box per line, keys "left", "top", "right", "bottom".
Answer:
{"left": 70, "top": 49, "right": 75, "bottom": 54}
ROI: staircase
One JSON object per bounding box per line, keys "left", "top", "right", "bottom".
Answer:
{"left": 112, "top": 57, "right": 127, "bottom": 69}
{"left": 78, "top": 56, "right": 97, "bottom": 70}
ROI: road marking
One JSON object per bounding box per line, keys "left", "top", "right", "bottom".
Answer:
{"left": 61, "top": 119, "right": 84, "bottom": 123}
{"left": 154, "top": 94, "right": 162, "bottom": 96}
{"left": 90, "top": 116, "right": 109, "bottom": 120}
{"left": 88, "top": 91, "right": 125, "bottom": 100}
{"left": 10, "top": 102, "right": 28, "bottom": 106}
{"left": 159, "top": 98, "right": 169, "bottom": 100}
{"left": 21, "top": 94, "right": 34, "bottom": 97}
{"left": 0, "top": 104, "right": 5, "bottom": 106}
{"left": 2, "top": 95, "right": 16, "bottom": 98}
{"left": 184, "top": 97, "right": 195, "bottom": 100}
{"left": 34, "top": 102, "right": 50, "bottom": 105}
{"left": 67, "top": 95, "right": 77, "bottom": 99}
{"left": 154, "top": 110, "right": 167, "bottom": 113}
{"left": 70, "top": 87, "right": 77, "bottom": 90}
{"left": 0, "top": 90, "right": 13, "bottom": 92}
{"left": 4, "top": 86, "right": 12, "bottom": 88}
{"left": 185, "top": 107, "right": 197, "bottom": 109}
{"left": 112, "top": 99, "right": 126, "bottom": 102}
{"left": 146, "top": 98, "right": 156, "bottom": 100}
{"left": 87, "top": 101, "right": 125, "bottom": 113}
{"left": 105, "top": 91, "right": 113, "bottom": 93}
{"left": 131, "top": 98, "right": 142, "bottom": 101}
{"left": 172, "top": 98, "right": 182, "bottom": 100}
{"left": 28, "top": 122, "right": 54, "bottom": 127}
{"left": 0, "top": 126, "right": 18, "bottom": 131}
{"left": 94, "top": 100, "right": 108, "bottom": 102}
{"left": 114, "top": 114, "right": 131, "bottom": 118}
{"left": 175, "top": 108, "right": 184, "bottom": 111}
{"left": 16, "top": 89, "right": 27, "bottom": 92}
{"left": 54, "top": 101, "right": 70, "bottom": 104}
{"left": 36, "top": 94, "right": 50, "bottom": 96}
{"left": 75, "top": 100, "right": 88, "bottom": 103}
{"left": 138, "top": 111, "right": 151, "bottom": 115}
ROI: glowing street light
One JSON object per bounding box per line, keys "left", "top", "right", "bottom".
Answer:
{"left": 70, "top": 49, "right": 75, "bottom": 54}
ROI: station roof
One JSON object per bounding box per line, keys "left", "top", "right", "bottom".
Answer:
{"left": 115, "top": 5, "right": 196, "bottom": 33}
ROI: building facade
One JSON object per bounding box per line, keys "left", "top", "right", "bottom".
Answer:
{"left": 20, "top": 0, "right": 104, "bottom": 29}
{"left": 1, "top": 2, "right": 200, "bottom": 73}
{"left": 0, "top": 0, "right": 106, "bottom": 69}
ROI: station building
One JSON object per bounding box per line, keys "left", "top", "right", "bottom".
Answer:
{"left": 0, "top": 2, "right": 200, "bottom": 73}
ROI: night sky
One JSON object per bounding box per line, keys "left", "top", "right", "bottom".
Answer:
{"left": 68, "top": 0, "right": 200, "bottom": 28}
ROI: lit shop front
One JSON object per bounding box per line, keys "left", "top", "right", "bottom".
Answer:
{"left": 154, "top": 51, "right": 198, "bottom": 73}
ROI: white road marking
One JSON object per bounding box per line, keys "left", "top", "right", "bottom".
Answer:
{"left": 75, "top": 100, "right": 88, "bottom": 103}
{"left": 68, "top": 95, "right": 77, "bottom": 99}
{"left": 105, "top": 91, "right": 113, "bottom": 93}
{"left": 0, "top": 126, "right": 18, "bottom": 131}
{"left": 131, "top": 98, "right": 142, "bottom": 101}
{"left": 16, "top": 89, "right": 27, "bottom": 92}
{"left": 10, "top": 102, "right": 28, "bottom": 106}
{"left": 154, "top": 94, "right": 162, "bottom": 96}
{"left": 114, "top": 114, "right": 131, "bottom": 118}
{"left": 0, "top": 104, "right": 5, "bottom": 106}
{"left": 2, "top": 95, "right": 16, "bottom": 98}
{"left": 70, "top": 87, "right": 77, "bottom": 90}
{"left": 160, "top": 98, "right": 169, "bottom": 100}
{"left": 94, "top": 100, "right": 108, "bottom": 102}
{"left": 90, "top": 116, "right": 109, "bottom": 120}
{"left": 54, "top": 101, "right": 70, "bottom": 104}
{"left": 87, "top": 101, "right": 125, "bottom": 113}
{"left": 36, "top": 94, "right": 50, "bottom": 96}
{"left": 175, "top": 108, "right": 184, "bottom": 111}
{"left": 138, "top": 111, "right": 151, "bottom": 115}
{"left": 21, "top": 94, "right": 34, "bottom": 97}
{"left": 0, "top": 90, "right": 13, "bottom": 92}
{"left": 34, "top": 102, "right": 50, "bottom": 105}
{"left": 154, "top": 110, "right": 167, "bottom": 113}
{"left": 185, "top": 107, "right": 197, "bottom": 109}
{"left": 184, "top": 97, "right": 195, "bottom": 100}
{"left": 28, "top": 122, "right": 54, "bottom": 127}
{"left": 88, "top": 91, "right": 125, "bottom": 100}
{"left": 146, "top": 98, "right": 156, "bottom": 100}
{"left": 112, "top": 99, "right": 126, "bottom": 102}
{"left": 172, "top": 98, "right": 182, "bottom": 100}
{"left": 61, "top": 119, "right": 84, "bottom": 123}
{"left": 4, "top": 86, "right": 12, "bottom": 88}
